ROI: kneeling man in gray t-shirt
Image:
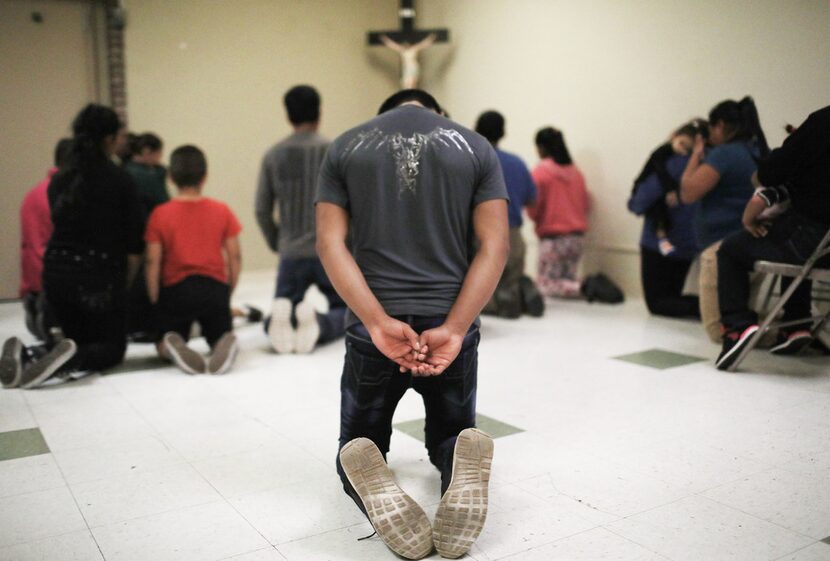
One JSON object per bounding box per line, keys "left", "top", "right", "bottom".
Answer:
{"left": 316, "top": 89, "right": 508, "bottom": 559}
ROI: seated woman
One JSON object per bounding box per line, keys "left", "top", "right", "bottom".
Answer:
{"left": 1, "top": 104, "right": 144, "bottom": 389}
{"left": 680, "top": 97, "right": 769, "bottom": 341}
{"left": 528, "top": 127, "right": 590, "bottom": 299}
{"left": 628, "top": 120, "right": 704, "bottom": 318}
{"left": 715, "top": 105, "right": 830, "bottom": 370}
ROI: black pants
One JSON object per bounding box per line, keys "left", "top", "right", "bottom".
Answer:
{"left": 640, "top": 247, "right": 700, "bottom": 318}
{"left": 155, "top": 275, "right": 231, "bottom": 349}
{"left": 43, "top": 249, "right": 128, "bottom": 372}
{"left": 718, "top": 212, "right": 827, "bottom": 332}
{"left": 336, "top": 316, "right": 480, "bottom": 512}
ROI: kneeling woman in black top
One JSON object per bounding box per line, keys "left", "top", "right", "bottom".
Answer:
{"left": 2, "top": 104, "right": 144, "bottom": 389}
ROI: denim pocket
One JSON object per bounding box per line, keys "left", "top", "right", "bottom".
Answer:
{"left": 440, "top": 340, "right": 479, "bottom": 407}
{"left": 345, "top": 340, "right": 396, "bottom": 410}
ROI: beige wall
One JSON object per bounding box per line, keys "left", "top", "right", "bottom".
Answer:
{"left": 415, "top": 0, "right": 830, "bottom": 295}
{"left": 0, "top": 0, "right": 103, "bottom": 299}
{"left": 13, "top": 0, "right": 825, "bottom": 298}
{"left": 123, "top": 0, "right": 406, "bottom": 272}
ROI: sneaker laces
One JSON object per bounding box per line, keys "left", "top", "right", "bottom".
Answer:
{"left": 357, "top": 530, "right": 377, "bottom": 541}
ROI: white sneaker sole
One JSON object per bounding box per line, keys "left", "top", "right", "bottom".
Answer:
{"left": 294, "top": 301, "right": 320, "bottom": 354}
{"left": 339, "top": 438, "right": 433, "bottom": 559}
{"left": 433, "top": 428, "right": 493, "bottom": 559}
{"left": 163, "top": 333, "right": 205, "bottom": 374}
{"left": 268, "top": 298, "right": 295, "bottom": 354}
{"left": 208, "top": 333, "right": 238, "bottom": 374}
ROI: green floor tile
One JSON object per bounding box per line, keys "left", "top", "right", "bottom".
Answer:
{"left": 613, "top": 348, "right": 705, "bottom": 370}
{"left": 0, "top": 428, "right": 50, "bottom": 462}
{"left": 821, "top": 536, "right": 830, "bottom": 545}
{"left": 394, "top": 413, "right": 524, "bottom": 443}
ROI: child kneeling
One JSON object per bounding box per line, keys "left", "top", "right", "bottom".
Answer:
{"left": 145, "top": 145, "right": 242, "bottom": 374}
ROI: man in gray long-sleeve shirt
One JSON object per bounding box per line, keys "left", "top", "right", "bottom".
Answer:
{"left": 255, "top": 85, "right": 345, "bottom": 354}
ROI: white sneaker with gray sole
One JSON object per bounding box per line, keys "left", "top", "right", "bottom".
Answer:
{"left": 294, "top": 300, "right": 320, "bottom": 354}
{"left": 433, "top": 428, "right": 494, "bottom": 559}
{"left": 339, "top": 438, "right": 433, "bottom": 559}
{"left": 268, "top": 298, "right": 295, "bottom": 354}
{"left": 163, "top": 332, "right": 205, "bottom": 374}
{"left": 20, "top": 339, "right": 77, "bottom": 389}
{"left": 207, "top": 332, "right": 238, "bottom": 374}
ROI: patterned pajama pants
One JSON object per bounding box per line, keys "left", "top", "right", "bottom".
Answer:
{"left": 538, "top": 234, "right": 584, "bottom": 298}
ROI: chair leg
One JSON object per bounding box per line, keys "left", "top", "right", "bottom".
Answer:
{"left": 727, "top": 272, "right": 810, "bottom": 372}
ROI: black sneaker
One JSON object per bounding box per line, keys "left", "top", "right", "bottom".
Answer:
{"left": 163, "top": 332, "right": 205, "bottom": 374}
{"left": 716, "top": 325, "right": 759, "bottom": 371}
{"left": 520, "top": 276, "right": 544, "bottom": 318}
{"left": 1, "top": 337, "right": 24, "bottom": 389}
{"left": 20, "top": 339, "right": 77, "bottom": 389}
{"left": 770, "top": 330, "right": 814, "bottom": 355}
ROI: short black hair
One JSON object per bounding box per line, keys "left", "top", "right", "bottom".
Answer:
{"left": 284, "top": 85, "right": 320, "bottom": 125}
{"left": 475, "top": 110, "right": 504, "bottom": 143}
{"left": 378, "top": 89, "right": 442, "bottom": 115}
{"left": 136, "top": 132, "right": 162, "bottom": 153}
{"left": 54, "top": 138, "right": 73, "bottom": 168}
{"left": 169, "top": 145, "right": 207, "bottom": 187}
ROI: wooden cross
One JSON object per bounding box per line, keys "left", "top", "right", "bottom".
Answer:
{"left": 367, "top": 0, "right": 449, "bottom": 46}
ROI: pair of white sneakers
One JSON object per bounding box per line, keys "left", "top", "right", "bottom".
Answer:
{"left": 340, "top": 428, "right": 494, "bottom": 559}
{"left": 268, "top": 289, "right": 324, "bottom": 354}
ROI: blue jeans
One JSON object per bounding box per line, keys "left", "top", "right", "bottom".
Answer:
{"left": 270, "top": 256, "right": 346, "bottom": 345}
{"left": 336, "top": 316, "right": 480, "bottom": 512}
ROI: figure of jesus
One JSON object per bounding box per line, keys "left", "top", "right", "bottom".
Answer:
{"left": 380, "top": 32, "right": 436, "bottom": 89}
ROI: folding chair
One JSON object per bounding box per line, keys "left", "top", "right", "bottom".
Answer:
{"left": 727, "top": 227, "right": 830, "bottom": 371}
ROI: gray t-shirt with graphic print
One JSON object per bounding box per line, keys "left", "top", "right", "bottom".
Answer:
{"left": 315, "top": 104, "right": 508, "bottom": 325}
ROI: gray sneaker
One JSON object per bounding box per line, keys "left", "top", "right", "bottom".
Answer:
{"left": 433, "top": 428, "right": 494, "bottom": 559}
{"left": 340, "top": 438, "right": 433, "bottom": 559}
{"left": 163, "top": 332, "right": 205, "bottom": 374}
{"left": 1, "top": 337, "right": 24, "bottom": 389}
{"left": 207, "top": 332, "right": 238, "bottom": 375}
{"left": 20, "top": 339, "right": 77, "bottom": 390}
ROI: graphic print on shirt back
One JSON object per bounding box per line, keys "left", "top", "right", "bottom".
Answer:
{"left": 344, "top": 127, "right": 474, "bottom": 197}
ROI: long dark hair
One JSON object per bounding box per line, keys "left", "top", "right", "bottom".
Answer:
{"left": 709, "top": 96, "right": 769, "bottom": 157}
{"left": 53, "top": 104, "right": 122, "bottom": 221}
{"left": 535, "top": 127, "right": 573, "bottom": 165}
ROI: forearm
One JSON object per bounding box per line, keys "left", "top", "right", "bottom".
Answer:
{"left": 444, "top": 237, "right": 509, "bottom": 335}
{"left": 317, "top": 237, "right": 389, "bottom": 329}
{"left": 680, "top": 151, "right": 703, "bottom": 202}
{"left": 227, "top": 256, "right": 241, "bottom": 295}
{"left": 743, "top": 195, "right": 767, "bottom": 224}
{"left": 127, "top": 254, "right": 142, "bottom": 287}
{"left": 145, "top": 261, "right": 161, "bottom": 304}
{"left": 255, "top": 211, "right": 279, "bottom": 252}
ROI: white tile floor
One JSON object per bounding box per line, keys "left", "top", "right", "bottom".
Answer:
{"left": 1, "top": 269, "right": 829, "bottom": 561}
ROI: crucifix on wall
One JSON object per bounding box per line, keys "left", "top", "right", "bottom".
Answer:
{"left": 368, "top": 0, "right": 449, "bottom": 89}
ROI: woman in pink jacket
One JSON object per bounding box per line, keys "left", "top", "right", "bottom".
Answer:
{"left": 529, "top": 127, "right": 590, "bottom": 298}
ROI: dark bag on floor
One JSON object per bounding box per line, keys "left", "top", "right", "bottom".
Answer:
{"left": 581, "top": 273, "right": 624, "bottom": 304}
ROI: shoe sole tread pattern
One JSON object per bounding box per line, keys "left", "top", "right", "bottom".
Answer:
{"left": 434, "top": 428, "right": 493, "bottom": 559}
{"left": 340, "top": 438, "right": 433, "bottom": 560}
{"left": 1, "top": 337, "right": 23, "bottom": 388}
{"left": 164, "top": 333, "right": 205, "bottom": 374}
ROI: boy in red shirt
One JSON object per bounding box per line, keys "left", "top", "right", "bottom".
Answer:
{"left": 144, "top": 145, "right": 242, "bottom": 374}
